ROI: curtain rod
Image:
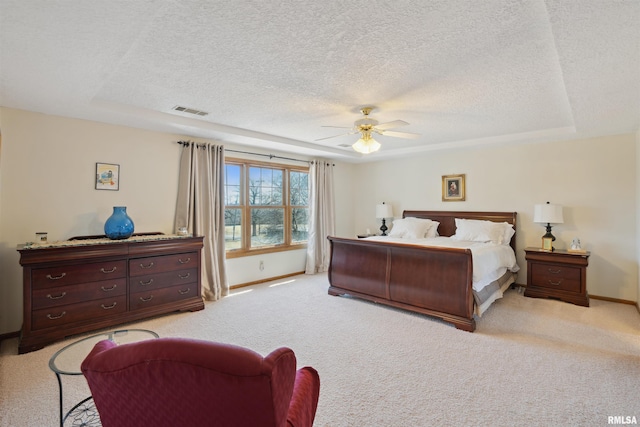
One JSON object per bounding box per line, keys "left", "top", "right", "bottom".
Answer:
{"left": 224, "top": 148, "right": 310, "bottom": 164}
{"left": 177, "top": 141, "right": 334, "bottom": 165}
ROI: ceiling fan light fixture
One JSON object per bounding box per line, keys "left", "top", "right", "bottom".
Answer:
{"left": 317, "top": 105, "right": 419, "bottom": 151}
{"left": 352, "top": 133, "right": 381, "bottom": 154}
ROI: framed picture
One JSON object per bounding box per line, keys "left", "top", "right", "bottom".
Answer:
{"left": 442, "top": 174, "right": 465, "bottom": 201}
{"left": 95, "top": 163, "right": 120, "bottom": 191}
{"left": 542, "top": 237, "right": 553, "bottom": 251}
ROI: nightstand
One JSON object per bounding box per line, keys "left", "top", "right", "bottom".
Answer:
{"left": 524, "top": 248, "right": 590, "bottom": 306}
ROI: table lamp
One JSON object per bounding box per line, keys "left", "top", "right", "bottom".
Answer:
{"left": 533, "top": 201, "right": 563, "bottom": 249}
{"left": 376, "top": 202, "right": 393, "bottom": 236}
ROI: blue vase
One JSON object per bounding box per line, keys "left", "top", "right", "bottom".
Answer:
{"left": 104, "top": 206, "right": 135, "bottom": 240}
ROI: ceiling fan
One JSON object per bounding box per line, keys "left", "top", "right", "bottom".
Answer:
{"left": 316, "top": 106, "right": 420, "bottom": 154}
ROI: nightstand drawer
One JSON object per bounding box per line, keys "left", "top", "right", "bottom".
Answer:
{"left": 524, "top": 248, "right": 589, "bottom": 307}
{"left": 530, "top": 263, "right": 581, "bottom": 292}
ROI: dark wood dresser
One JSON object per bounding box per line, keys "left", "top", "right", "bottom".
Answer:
{"left": 524, "top": 247, "right": 590, "bottom": 307}
{"left": 17, "top": 235, "right": 204, "bottom": 354}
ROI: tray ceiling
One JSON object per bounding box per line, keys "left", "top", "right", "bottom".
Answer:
{"left": 1, "top": 0, "right": 638, "bottom": 161}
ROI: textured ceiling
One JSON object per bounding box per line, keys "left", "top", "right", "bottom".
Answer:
{"left": 1, "top": 0, "right": 638, "bottom": 161}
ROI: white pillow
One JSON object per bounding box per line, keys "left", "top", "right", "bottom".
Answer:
{"left": 388, "top": 219, "right": 406, "bottom": 237}
{"left": 452, "top": 218, "right": 505, "bottom": 244}
{"left": 498, "top": 222, "right": 515, "bottom": 245}
{"left": 403, "top": 217, "right": 437, "bottom": 237}
{"left": 427, "top": 221, "right": 440, "bottom": 238}
{"left": 389, "top": 218, "right": 433, "bottom": 239}
{"left": 404, "top": 217, "right": 440, "bottom": 238}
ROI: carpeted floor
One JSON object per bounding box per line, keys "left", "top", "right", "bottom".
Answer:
{"left": 1, "top": 273, "right": 639, "bottom": 426}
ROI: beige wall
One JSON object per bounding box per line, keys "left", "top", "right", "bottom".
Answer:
{"left": 0, "top": 109, "right": 183, "bottom": 334}
{"left": 0, "top": 107, "right": 637, "bottom": 335}
{"left": 637, "top": 128, "right": 640, "bottom": 312}
{"left": 350, "top": 134, "right": 638, "bottom": 302}
{"left": 0, "top": 108, "right": 354, "bottom": 334}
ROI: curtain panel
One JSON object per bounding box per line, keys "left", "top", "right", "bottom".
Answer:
{"left": 175, "top": 142, "right": 229, "bottom": 300}
{"left": 305, "top": 160, "right": 335, "bottom": 274}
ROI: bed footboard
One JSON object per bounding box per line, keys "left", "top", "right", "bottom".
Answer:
{"left": 327, "top": 236, "right": 476, "bottom": 331}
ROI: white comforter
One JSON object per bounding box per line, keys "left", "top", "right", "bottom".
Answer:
{"left": 363, "top": 236, "right": 520, "bottom": 292}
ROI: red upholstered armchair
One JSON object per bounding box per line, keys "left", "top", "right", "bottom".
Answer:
{"left": 81, "top": 338, "right": 320, "bottom": 427}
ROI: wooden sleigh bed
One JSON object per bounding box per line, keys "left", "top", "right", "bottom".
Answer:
{"left": 327, "top": 210, "right": 518, "bottom": 331}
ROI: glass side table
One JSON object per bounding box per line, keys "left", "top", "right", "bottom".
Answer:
{"left": 48, "top": 329, "right": 159, "bottom": 426}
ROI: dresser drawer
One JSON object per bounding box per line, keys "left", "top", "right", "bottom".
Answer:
{"left": 32, "top": 278, "right": 127, "bottom": 309}
{"left": 32, "top": 295, "right": 127, "bottom": 330}
{"left": 130, "top": 284, "right": 198, "bottom": 311}
{"left": 32, "top": 260, "right": 127, "bottom": 289}
{"left": 530, "top": 262, "right": 581, "bottom": 292}
{"left": 129, "top": 268, "right": 197, "bottom": 293}
{"left": 129, "top": 252, "right": 199, "bottom": 277}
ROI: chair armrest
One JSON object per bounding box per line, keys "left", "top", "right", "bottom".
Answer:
{"left": 80, "top": 339, "right": 118, "bottom": 372}
{"left": 287, "top": 367, "right": 320, "bottom": 427}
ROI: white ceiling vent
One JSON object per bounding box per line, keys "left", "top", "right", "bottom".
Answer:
{"left": 172, "top": 105, "right": 209, "bottom": 116}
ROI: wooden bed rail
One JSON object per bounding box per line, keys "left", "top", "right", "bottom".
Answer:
{"left": 327, "top": 236, "right": 476, "bottom": 331}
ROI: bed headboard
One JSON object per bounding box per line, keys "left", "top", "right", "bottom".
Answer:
{"left": 402, "top": 210, "right": 517, "bottom": 250}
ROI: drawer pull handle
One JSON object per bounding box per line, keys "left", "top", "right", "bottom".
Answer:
{"left": 100, "top": 267, "right": 117, "bottom": 274}
{"left": 46, "top": 292, "right": 67, "bottom": 300}
{"left": 139, "top": 262, "right": 155, "bottom": 269}
{"left": 139, "top": 279, "right": 154, "bottom": 286}
{"left": 47, "top": 311, "right": 66, "bottom": 320}
{"left": 178, "top": 273, "right": 191, "bottom": 279}
{"left": 548, "top": 280, "right": 562, "bottom": 286}
{"left": 101, "top": 302, "right": 117, "bottom": 310}
{"left": 178, "top": 257, "right": 191, "bottom": 264}
{"left": 547, "top": 268, "right": 562, "bottom": 274}
{"left": 101, "top": 284, "right": 117, "bottom": 292}
{"left": 139, "top": 295, "right": 154, "bottom": 302}
{"left": 178, "top": 288, "right": 191, "bottom": 295}
{"left": 46, "top": 273, "right": 66, "bottom": 280}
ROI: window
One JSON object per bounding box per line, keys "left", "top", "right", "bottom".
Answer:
{"left": 290, "top": 170, "right": 309, "bottom": 244}
{"left": 224, "top": 158, "right": 309, "bottom": 257}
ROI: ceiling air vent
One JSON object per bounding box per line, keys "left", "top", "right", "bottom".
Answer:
{"left": 172, "top": 105, "right": 209, "bottom": 116}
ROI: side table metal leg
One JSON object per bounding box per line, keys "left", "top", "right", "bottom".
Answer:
{"left": 55, "top": 373, "right": 63, "bottom": 427}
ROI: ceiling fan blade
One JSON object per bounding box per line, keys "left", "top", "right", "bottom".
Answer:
{"left": 374, "top": 120, "right": 409, "bottom": 131}
{"left": 321, "top": 125, "right": 352, "bottom": 129}
{"left": 315, "top": 131, "right": 358, "bottom": 141}
{"left": 379, "top": 130, "right": 421, "bottom": 139}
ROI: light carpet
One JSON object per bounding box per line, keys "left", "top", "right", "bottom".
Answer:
{"left": 1, "top": 273, "right": 639, "bottom": 426}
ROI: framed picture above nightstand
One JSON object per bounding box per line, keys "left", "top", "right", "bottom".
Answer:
{"left": 524, "top": 247, "right": 590, "bottom": 307}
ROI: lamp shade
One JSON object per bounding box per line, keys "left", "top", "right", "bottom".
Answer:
{"left": 533, "top": 203, "right": 564, "bottom": 224}
{"left": 376, "top": 203, "right": 393, "bottom": 219}
{"left": 352, "top": 132, "right": 381, "bottom": 154}
{"left": 352, "top": 138, "right": 381, "bottom": 154}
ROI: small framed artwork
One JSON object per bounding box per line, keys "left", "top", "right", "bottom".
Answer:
{"left": 95, "top": 163, "right": 120, "bottom": 191}
{"left": 542, "top": 237, "right": 553, "bottom": 251}
{"left": 442, "top": 174, "right": 465, "bottom": 201}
